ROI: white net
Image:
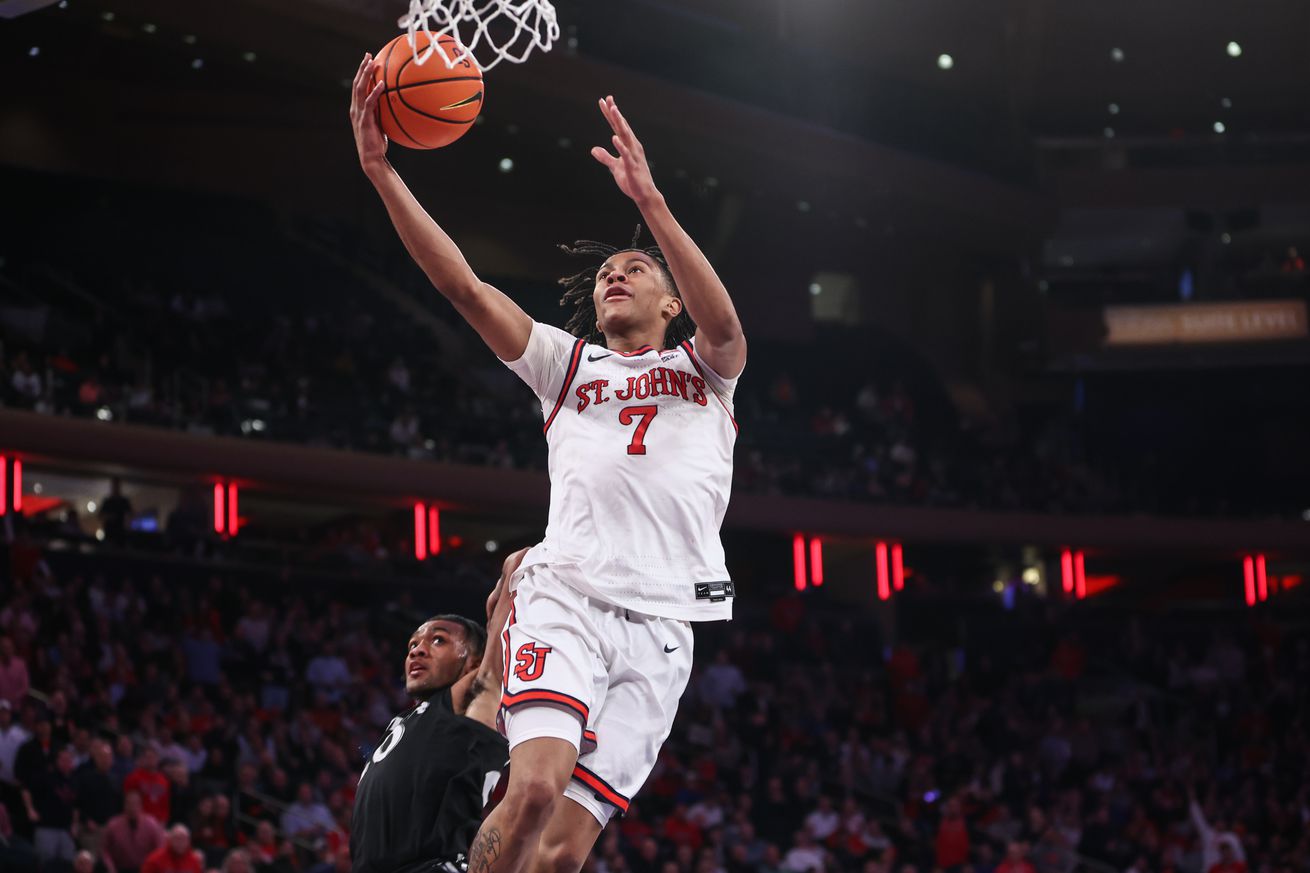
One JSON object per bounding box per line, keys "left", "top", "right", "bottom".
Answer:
{"left": 398, "top": 0, "right": 559, "bottom": 71}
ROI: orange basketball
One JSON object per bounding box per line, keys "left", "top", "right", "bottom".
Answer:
{"left": 372, "top": 32, "right": 484, "bottom": 150}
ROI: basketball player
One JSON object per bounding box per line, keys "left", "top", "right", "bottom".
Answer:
{"left": 351, "top": 549, "right": 524, "bottom": 873}
{"left": 350, "top": 54, "right": 746, "bottom": 873}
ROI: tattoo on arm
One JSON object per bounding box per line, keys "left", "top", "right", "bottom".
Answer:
{"left": 468, "top": 826, "right": 503, "bottom": 873}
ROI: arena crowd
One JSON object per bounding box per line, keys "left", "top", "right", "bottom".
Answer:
{"left": 1, "top": 534, "right": 1305, "bottom": 873}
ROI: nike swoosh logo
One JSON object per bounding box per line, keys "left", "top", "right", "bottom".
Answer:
{"left": 588, "top": 353, "right": 612, "bottom": 362}
{"left": 664, "top": 645, "right": 679, "bottom": 653}
{"left": 439, "top": 91, "right": 483, "bottom": 111}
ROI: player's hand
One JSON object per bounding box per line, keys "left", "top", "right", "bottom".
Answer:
{"left": 593, "top": 96, "right": 661, "bottom": 206}
{"left": 350, "top": 53, "right": 389, "bottom": 171}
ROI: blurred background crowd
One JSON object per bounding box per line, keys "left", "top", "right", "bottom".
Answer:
{"left": 1, "top": 536, "right": 1306, "bottom": 873}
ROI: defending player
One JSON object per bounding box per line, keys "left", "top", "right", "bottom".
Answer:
{"left": 350, "top": 54, "right": 746, "bottom": 873}
{"left": 351, "top": 550, "right": 524, "bottom": 873}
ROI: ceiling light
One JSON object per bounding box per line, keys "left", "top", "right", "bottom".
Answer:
{"left": 796, "top": 200, "right": 811, "bottom": 213}
{"left": 100, "top": 11, "right": 115, "bottom": 21}
{"left": 1110, "top": 47, "right": 1124, "bottom": 62}
{"left": 1108, "top": 102, "right": 1120, "bottom": 115}
{"left": 498, "top": 157, "right": 514, "bottom": 172}
{"left": 96, "top": 406, "right": 113, "bottom": 421}
{"left": 182, "top": 34, "right": 197, "bottom": 45}
{"left": 1220, "top": 97, "right": 1232, "bottom": 109}
{"left": 1226, "top": 41, "right": 1242, "bottom": 57}
{"left": 33, "top": 483, "right": 43, "bottom": 495}
{"left": 1103, "top": 127, "right": 1115, "bottom": 139}
{"left": 242, "top": 51, "right": 257, "bottom": 62}
{"left": 1213, "top": 121, "right": 1226, "bottom": 133}
{"left": 485, "top": 540, "right": 498, "bottom": 552}
{"left": 809, "top": 283, "right": 822, "bottom": 296}
{"left": 142, "top": 22, "right": 157, "bottom": 34}
{"left": 557, "top": 137, "right": 571, "bottom": 148}
{"left": 28, "top": 46, "right": 39, "bottom": 57}
{"left": 937, "top": 53, "right": 954, "bottom": 70}
{"left": 704, "top": 177, "right": 719, "bottom": 188}
{"left": 87, "top": 501, "right": 97, "bottom": 513}
{"left": 1221, "top": 233, "right": 1232, "bottom": 244}
{"left": 191, "top": 58, "right": 204, "bottom": 70}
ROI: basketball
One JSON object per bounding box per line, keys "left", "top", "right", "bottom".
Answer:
{"left": 372, "top": 32, "right": 484, "bottom": 150}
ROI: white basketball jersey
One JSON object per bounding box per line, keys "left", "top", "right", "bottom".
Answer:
{"left": 503, "top": 321, "right": 739, "bottom": 621}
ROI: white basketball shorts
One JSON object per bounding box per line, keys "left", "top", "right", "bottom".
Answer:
{"left": 498, "top": 563, "right": 694, "bottom": 826}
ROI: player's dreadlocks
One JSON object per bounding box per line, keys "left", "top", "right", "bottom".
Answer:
{"left": 558, "top": 226, "right": 697, "bottom": 348}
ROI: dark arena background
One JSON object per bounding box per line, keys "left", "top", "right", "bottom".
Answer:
{"left": 2, "top": 1, "right": 1310, "bottom": 873}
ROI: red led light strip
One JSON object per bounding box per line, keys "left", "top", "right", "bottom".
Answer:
{"left": 414, "top": 503, "right": 427, "bottom": 561}
{"left": 213, "top": 483, "right": 225, "bottom": 533}
{"left": 876, "top": 542, "right": 890, "bottom": 601}
{"left": 792, "top": 534, "right": 806, "bottom": 591}
{"left": 809, "top": 537, "right": 824, "bottom": 587}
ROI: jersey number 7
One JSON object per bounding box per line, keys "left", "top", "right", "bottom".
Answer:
{"left": 619, "top": 405, "right": 658, "bottom": 455}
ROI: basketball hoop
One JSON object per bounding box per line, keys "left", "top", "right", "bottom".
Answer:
{"left": 398, "top": 0, "right": 559, "bottom": 70}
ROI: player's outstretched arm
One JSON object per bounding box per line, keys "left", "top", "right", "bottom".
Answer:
{"left": 592, "top": 96, "right": 747, "bottom": 379}
{"left": 350, "top": 53, "right": 532, "bottom": 362}
{"left": 462, "top": 548, "right": 528, "bottom": 728}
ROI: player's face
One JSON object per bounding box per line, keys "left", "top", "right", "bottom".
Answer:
{"left": 593, "top": 252, "right": 680, "bottom": 342}
{"left": 404, "top": 620, "right": 474, "bottom": 697}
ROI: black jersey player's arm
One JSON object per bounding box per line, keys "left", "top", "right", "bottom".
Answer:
{"left": 349, "top": 54, "right": 533, "bottom": 362}
{"left": 457, "top": 548, "right": 527, "bottom": 728}
{"left": 592, "top": 96, "right": 747, "bottom": 379}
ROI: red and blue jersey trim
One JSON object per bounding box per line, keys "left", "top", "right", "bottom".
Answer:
{"left": 543, "top": 339, "right": 587, "bottom": 434}
{"left": 679, "top": 340, "right": 738, "bottom": 433}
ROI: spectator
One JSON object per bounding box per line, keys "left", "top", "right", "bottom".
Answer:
{"left": 15, "top": 719, "right": 57, "bottom": 804}
{"left": 163, "top": 761, "right": 197, "bottom": 826}
{"left": 99, "top": 478, "right": 134, "bottom": 546}
{"left": 0, "top": 637, "right": 31, "bottom": 707}
{"left": 1190, "top": 793, "right": 1246, "bottom": 873}
{"left": 934, "top": 797, "right": 970, "bottom": 872}
{"left": 10, "top": 352, "right": 42, "bottom": 405}
{"left": 803, "top": 796, "right": 840, "bottom": 842}
{"left": 995, "top": 842, "right": 1036, "bottom": 873}
{"left": 101, "top": 791, "right": 166, "bottom": 873}
{"left": 0, "top": 699, "right": 31, "bottom": 785}
{"left": 698, "top": 651, "right": 747, "bottom": 710}
{"left": 304, "top": 644, "right": 350, "bottom": 704}
{"left": 247, "top": 819, "right": 295, "bottom": 873}
{"left": 140, "top": 825, "right": 203, "bottom": 873}
{"left": 279, "top": 784, "right": 334, "bottom": 843}
{"left": 123, "top": 750, "right": 171, "bottom": 836}
{"left": 179, "top": 629, "right": 222, "bottom": 687}
{"left": 74, "top": 848, "right": 109, "bottom": 873}
{"left": 662, "top": 804, "right": 703, "bottom": 851}
{"left": 75, "top": 739, "right": 122, "bottom": 837}
{"left": 782, "top": 829, "right": 825, "bottom": 873}
{"left": 30, "top": 746, "right": 79, "bottom": 867}
{"left": 220, "top": 848, "right": 254, "bottom": 873}
{"left": 0, "top": 801, "right": 40, "bottom": 872}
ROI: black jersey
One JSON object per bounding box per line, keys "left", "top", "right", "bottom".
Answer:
{"left": 352, "top": 687, "right": 509, "bottom": 873}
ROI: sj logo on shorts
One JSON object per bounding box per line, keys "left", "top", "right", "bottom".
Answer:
{"left": 513, "top": 643, "right": 553, "bottom": 681}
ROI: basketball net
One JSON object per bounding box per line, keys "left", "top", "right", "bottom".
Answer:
{"left": 398, "top": 0, "right": 559, "bottom": 70}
